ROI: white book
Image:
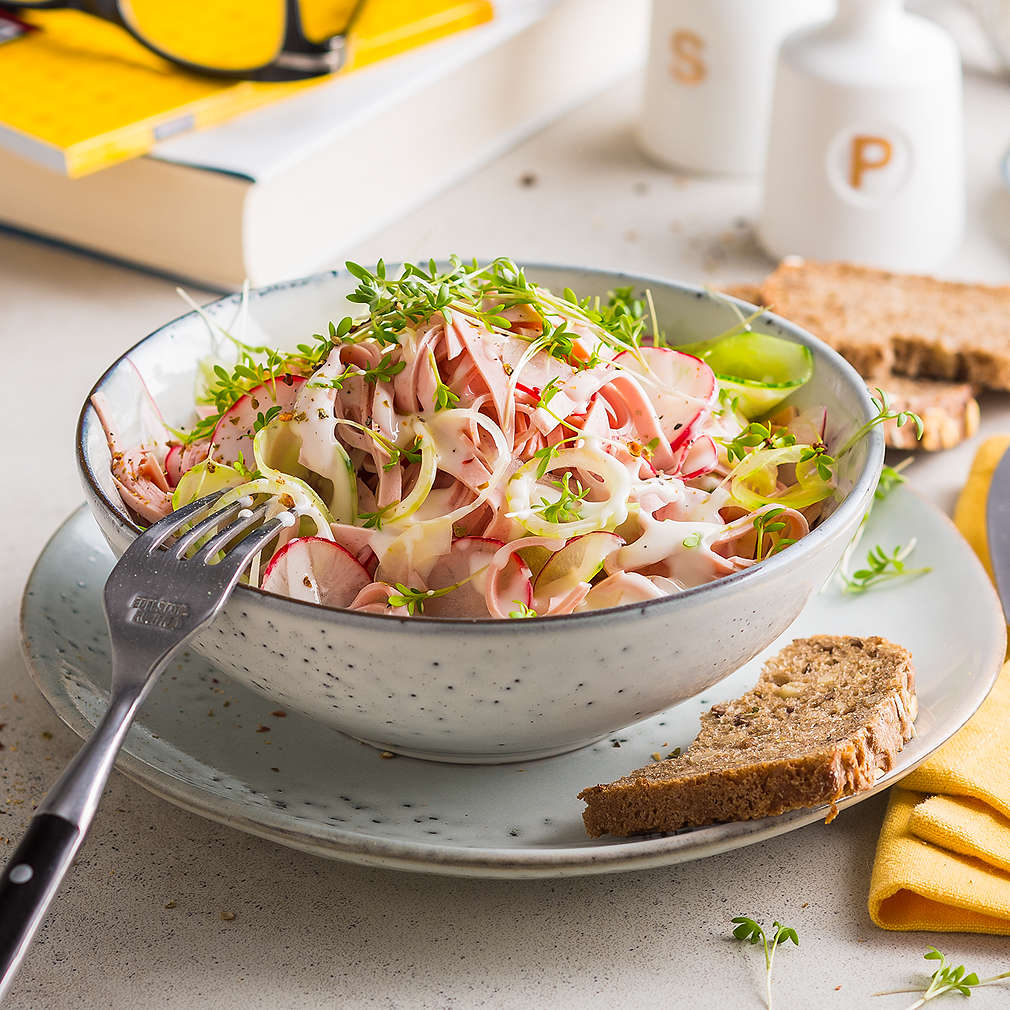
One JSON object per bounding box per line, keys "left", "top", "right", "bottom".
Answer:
{"left": 0, "top": 0, "right": 647, "bottom": 289}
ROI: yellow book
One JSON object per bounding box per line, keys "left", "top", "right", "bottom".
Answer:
{"left": 0, "top": 0, "right": 493, "bottom": 177}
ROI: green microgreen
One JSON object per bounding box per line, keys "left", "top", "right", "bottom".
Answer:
{"left": 731, "top": 916, "right": 799, "bottom": 1010}
{"left": 307, "top": 372, "right": 350, "bottom": 391}
{"left": 537, "top": 317, "right": 576, "bottom": 360}
{"left": 531, "top": 444, "right": 562, "bottom": 480}
{"left": 358, "top": 503, "right": 396, "bottom": 530}
{"left": 386, "top": 581, "right": 458, "bottom": 616}
{"left": 875, "top": 458, "right": 913, "bottom": 500}
{"left": 362, "top": 352, "right": 406, "bottom": 385}
{"left": 170, "top": 321, "right": 340, "bottom": 445}
{"left": 426, "top": 354, "right": 460, "bottom": 412}
{"left": 535, "top": 472, "right": 589, "bottom": 524}
{"left": 716, "top": 386, "right": 743, "bottom": 418}
{"left": 682, "top": 532, "right": 702, "bottom": 549}
{"left": 836, "top": 388, "right": 924, "bottom": 458}
{"left": 252, "top": 405, "right": 283, "bottom": 434}
{"left": 751, "top": 507, "right": 796, "bottom": 561}
{"left": 538, "top": 377, "right": 564, "bottom": 409}
{"left": 798, "top": 442, "right": 835, "bottom": 481}
{"left": 232, "top": 451, "right": 259, "bottom": 481}
{"left": 508, "top": 601, "right": 538, "bottom": 619}
{"left": 872, "top": 947, "right": 1010, "bottom": 1008}
{"left": 719, "top": 421, "right": 796, "bottom": 464}
{"left": 838, "top": 540, "right": 931, "bottom": 594}
{"left": 336, "top": 256, "right": 667, "bottom": 370}
{"left": 382, "top": 437, "right": 423, "bottom": 471}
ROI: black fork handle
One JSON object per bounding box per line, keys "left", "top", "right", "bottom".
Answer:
{"left": 0, "top": 814, "right": 82, "bottom": 999}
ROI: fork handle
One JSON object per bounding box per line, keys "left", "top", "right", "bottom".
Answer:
{"left": 0, "top": 814, "right": 82, "bottom": 995}
{"left": 0, "top": 689, "right": 140, "bottom": 1001}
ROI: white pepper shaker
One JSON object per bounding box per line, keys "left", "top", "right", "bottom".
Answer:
{"left": 638, "top": 0, "right": 834, "bottom": 176}
{"left": 758, "top": 0, "right": 964, "bottom": 270}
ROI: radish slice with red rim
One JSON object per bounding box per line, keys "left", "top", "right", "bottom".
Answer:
{"left": 680, "top": 434, "right": 718, "bottom": 479}
{"left": 613, "top": 347, "right": 716, "bottom": 446}
{"left": 211, "top": 374, "right": 306, "bottom": 465}
{"left": 261, "top": 536, "right": 370, "bottom": 608}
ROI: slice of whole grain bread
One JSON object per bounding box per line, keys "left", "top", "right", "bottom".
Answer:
{"left": 715, "top": 274, "right": 982, "bottom": 451}
{"left": 759, "top": 258, "right": 1010, "bottom": 388}
{"left": 578, "top": 635, "right": 916, "bottom": 838}
{"left": 874, "top": 375, "right": 979, "bottom": 451}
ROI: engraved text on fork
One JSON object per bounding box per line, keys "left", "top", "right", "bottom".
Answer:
{"left": 129, "top": 595, "right": 190, "bottom": 630}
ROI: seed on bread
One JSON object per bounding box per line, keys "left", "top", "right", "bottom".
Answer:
{"left": 578, "top": 635, "right": 916, "bottom": 838}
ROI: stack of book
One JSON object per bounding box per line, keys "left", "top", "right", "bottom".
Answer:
{"left": 0, "top": 0, "right": 648, "bottom": 288}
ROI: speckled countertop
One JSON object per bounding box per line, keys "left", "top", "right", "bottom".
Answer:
{"left": 4, "top": 69, "right": 1010, "bottom": 1009}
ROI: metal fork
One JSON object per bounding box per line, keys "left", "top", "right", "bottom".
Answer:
{"left": 0, "top": 493, "right": 285, "bottom": 999}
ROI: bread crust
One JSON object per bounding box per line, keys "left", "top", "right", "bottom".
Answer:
{"left": 579, "top": 636, "right": 917, "bottom": 838}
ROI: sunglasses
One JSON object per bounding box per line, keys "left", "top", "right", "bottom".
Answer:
{"left": 0, "top": 0, "right": 367, "bottom": 81}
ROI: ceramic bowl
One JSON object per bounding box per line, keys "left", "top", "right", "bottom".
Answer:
{"left": 76, "top": 265, "right": 884, "bottom": 763}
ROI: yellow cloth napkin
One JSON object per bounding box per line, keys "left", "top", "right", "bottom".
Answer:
{"left": 868, "top": 436, "right": 1010, "bottom": 933}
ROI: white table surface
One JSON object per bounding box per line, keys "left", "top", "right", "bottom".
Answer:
{"left": 4, "top": 68, "right": 1010, "bottom": 1010}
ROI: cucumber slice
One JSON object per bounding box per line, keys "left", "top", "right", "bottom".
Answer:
{"left": 171, "top": 458, "right": 246, "bottom": 510}
{"left": 677, "top": 332, "right": 813, "bottom": 418}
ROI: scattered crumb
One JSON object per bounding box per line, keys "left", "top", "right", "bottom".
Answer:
{"left": 41, "top": 731, "right": 52, "bottom": 740}
{"left": 633, "top": 180, "right": 649, "bottom": 195}
{"left": 672, "top": 174, "right": 689, "bottom": 189}
{"left": 223, "top": 701, "right": 230, "bottom": 708}
{"left": 801, "top": 902, "right": 809, "bottom": 908}
{"left": 270, "top": 710, "right": 287, "bottom": 718}
{"left": 650, "top": 752, "right": 662, "bottom": 761}
{"left": 612, "top": 741, "right": 621, "bottom": 748}
{"left": 379, "top": 751, "right": 395, "bottom": 759}
{"left": 518, "top": 172, "right": 538, "bottom": 187}
{"left": 207, "top": 709, "right": 215, "bottom": 718}
{"left": 835, "top": 986, "right": 842, "bottom": 991}
{"left": 665, "top": 748, "right": 682, "bottom": 759}
{"left": 624, "top": 229, "right": 638, "bottom": 243}
{"left": 220, "top": 910, "right": 236, "bottom": 922}
{"left": 256, "top": 725, "right": 270, "bottom": 733}
{"left": 270, "top": 767, "right": 279, "bottom": 773}
{"left": 164, "top": 900, "right": 177, "bottom": 909}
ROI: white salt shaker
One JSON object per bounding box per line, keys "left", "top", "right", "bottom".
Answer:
{"left": 758, "top": 0, "right": 964, "bottom": 270}
{"left": 638, "top": 0, "right": 834, "bottom": 176}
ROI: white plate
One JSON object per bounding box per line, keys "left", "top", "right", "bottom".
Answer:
{"left": 20, "top": 490, "right": 1005, "bottom": 879}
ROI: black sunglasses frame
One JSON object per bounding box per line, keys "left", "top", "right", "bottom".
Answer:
{"left": 0, "top": 0, "right": 365, "bottom": 80}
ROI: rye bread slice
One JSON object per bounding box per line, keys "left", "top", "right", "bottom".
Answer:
{"left": 759, "top": 258, "right": 1010, "bottom": 388}
{"left": 715, "top": 276, "right": 981, "bottom": 452}
{"left": 579, "top": 635, "right": 917, "bottom": 838}
{"left": 876, "top": 375, "right": 979, "bottom": 451}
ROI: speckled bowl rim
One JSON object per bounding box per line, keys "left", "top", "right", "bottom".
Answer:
{"left": 76, "top": 262, "right": 885, "bottom": 631}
